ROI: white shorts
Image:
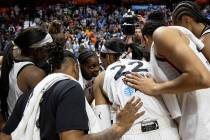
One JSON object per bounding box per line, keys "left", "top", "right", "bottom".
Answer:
{"left": 121, "top": 117, "right": 180, "bottom": 140}
{"left": 121, "top": 127, "right": 179, "bottom": 140}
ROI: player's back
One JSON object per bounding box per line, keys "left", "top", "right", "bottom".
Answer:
{"left": 103, "top": 59, "right": 180, "bottom": 139}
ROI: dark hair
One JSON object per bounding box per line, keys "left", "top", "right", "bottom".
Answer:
{"left": 48, "top": 20, "right": 62, "bottom": 34}
{"left": 172, "top": 1, "right": 210, "bottom": 25}
{"left": 142, "top": 11, "right": 167, "bottom": 36}
{"left": 63, "top": 50, "right": 77, "bottom": 62}
{"left": 0, "top": 27, "right": 48, "bottom": 120}
{"left": 78, "top": 49, "right": 97, "bottom": 64}
{"left": 14, "top": 27, "right": 47, "bottom": 55}
{"left": 104, "top": 38, "right": 126, "bottom": 54}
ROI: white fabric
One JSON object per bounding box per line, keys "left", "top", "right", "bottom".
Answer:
{"left": 103, "top": 59, "right": 180, "bottom": 139}
{"left": 171, "top": 26, "right": 205, "bottom": 51}
{"left": 121, "top": 127, "right": 179, "bottom": 140}
{"left": 8, "top": 61, "right": 34, "bottom": 116}
{"left": 77, "top": 66, "right": 102, "bottom": 133}
{"left": 202, "top": 28, "right": 210, "bottom": 36}
{"left": 11, "top": 73, "right": 72, "bottom": 140}
{"left": 78, "top": 66, "right": 95, "bottom": 101}
{"left": 29, "top": 33, "right": 53, "bottom": 48}
{"left": 149, "top": 46, "right": 182, "bottom": 119}
{"left": 11, "top": 72, "right": 101, "bottom": 140}
{"left": 94, "top": 105, "right": 111, "bottom": 130}
{"left": 85, "top": 99, "right": 102, "bottom": 133}
{"left": 100, "top": 45, "right": 119, "bottom": 54}
{"left": 150, "top": 26, "right": 210, "bottom": 140}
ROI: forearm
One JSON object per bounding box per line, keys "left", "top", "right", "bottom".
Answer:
{"left": 60, "top": 124, "right": 125, "bottom": 140}
{"left": 154, "top": 73, "right": 209, "bottom": 94}
{"left": 82, "top": 124, "right": 124, "bottom": 140}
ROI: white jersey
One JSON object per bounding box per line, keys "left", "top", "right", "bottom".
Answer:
{"left": 8, "top": 61, "right": 34, "bottom": 116}
{"left": 78, "top": 66, "right": 95, "bottom": 103}
{"left": 103, "top": 59, "right": 180, "bottom": 140}
{"left": 202, "top": 27, "right": 210, "bottom": 36}
{"left": 150, "top": 26, "right": 210, "bottom": 140}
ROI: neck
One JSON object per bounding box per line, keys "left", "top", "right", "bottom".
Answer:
{"left": 55, "top": 69, "right": 76, "bottom": 80}
{"left": 82, "top": 72, "right": 92, "bottom": 80}
{"left": 192, "top": 23, "right": 206, "bottom": 38}
{"left": 16, "top": 55, "right": 33, "bottom": 61}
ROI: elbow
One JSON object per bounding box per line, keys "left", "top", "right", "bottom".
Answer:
{"left": 198, "top": 73, "right": 210, "bottom": 89}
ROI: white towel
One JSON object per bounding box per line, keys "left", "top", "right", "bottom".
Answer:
{"left": 11, "top": 73, "right": 73, "bottom": 140}
{"left": 11, "top": 72, "right": 101, "bottom": 140}
{"left": 150, "top": 45, "right": 182, "bottom": 119}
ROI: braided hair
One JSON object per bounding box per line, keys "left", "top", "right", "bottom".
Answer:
{"left": 172, "top": 1, "right": 210, "bottom": 25}
{"left": 78, "top": 49, "right": 97, "bottom": 64}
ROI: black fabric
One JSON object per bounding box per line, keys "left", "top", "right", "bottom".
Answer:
{"left": 2, "top": 80, "right": 89, "bottom": 140}
{"left": 17, "top": 63, "right": 34, "bottom": 77}
{"left": 201, "top": 25, "right": 210, "bottom": 36}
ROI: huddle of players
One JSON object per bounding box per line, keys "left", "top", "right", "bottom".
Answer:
{"left": 93, "top": 1, "right": 210, "bottom": 140}
{"left": 1, "top": 1, "right": 210, "bottom": 140}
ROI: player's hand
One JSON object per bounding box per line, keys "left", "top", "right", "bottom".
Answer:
{"left": 124, "top": 72, "right": 158, "bottom": 96}
{"left": 115, "top": 97, "right": 144, "bottom": 134}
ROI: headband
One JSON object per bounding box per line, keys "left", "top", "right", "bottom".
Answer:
{"left": 100, "top": 45, "right": 119, "bottom": 54}
{"left": 29, "top": 33, "right": 53, "bottom": 48}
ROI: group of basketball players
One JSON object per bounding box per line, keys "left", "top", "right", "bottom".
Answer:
{"left": 0, "top": 1, "right": 210, "bottom": 140}
{"left": 92, "top": 1, "right": 210, "bottom": 140}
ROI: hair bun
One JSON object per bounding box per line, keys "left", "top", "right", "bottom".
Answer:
{"left": 147, "top": 10, "right": 166, "bottom": 22}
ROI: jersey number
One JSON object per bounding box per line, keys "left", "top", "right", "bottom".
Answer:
{"left": 110, "top": 61, "right": 148, "bottom": 80}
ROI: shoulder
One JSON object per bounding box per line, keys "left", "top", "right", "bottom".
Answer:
{"left": 52, "top": 80, "right": 84, "bottom": 98}
{"left": 153, "top": 26, "right": 186, "bottom": 49}
{"left": 153, "top": 26, "right": 179, "bottom": 40}
{"left": 94, "top": 71, "right": 105, "bottom": 90}
{"left": 23, "top": 65, "right": 46, "bottom": 85}
{"left": 21, "top": 65, "right": 46, "bottom": 78}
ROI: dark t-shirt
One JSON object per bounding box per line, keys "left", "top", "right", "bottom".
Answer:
{"left": 3, "top": 80, "right": 89, "bottom": 140}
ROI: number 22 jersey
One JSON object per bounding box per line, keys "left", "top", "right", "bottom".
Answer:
{"left": 103, "top": 59, "right": 174, "bottom": 124}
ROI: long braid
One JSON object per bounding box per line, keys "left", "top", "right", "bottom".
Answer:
{"left": 173, "top": 1, "right": 210, "bottom": 25}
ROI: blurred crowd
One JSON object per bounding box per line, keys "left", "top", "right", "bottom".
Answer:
{"left": 0, "top": 3, "right": 173, "bottom": 56}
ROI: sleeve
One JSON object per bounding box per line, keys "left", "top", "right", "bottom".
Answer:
{"left": 2, "top": 93, "right": 30, "bottom": 134}
{"left": 56, "top": 81, "right": 89, "bottom": 133}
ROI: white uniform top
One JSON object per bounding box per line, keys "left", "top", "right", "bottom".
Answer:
{"left": 202, "top": 27, "right": 210, "bottom": 36}
{"left": 150, "top": 26, "right": 210, "bottom": 140}
{"left": 78, "top": 66, "right": 95, "bottom": 100}
{"left": 8, "top": 61, "right": 34, "bottom": 116}
{"left": 103, "top": 59, "right": 174, "bottom": 129}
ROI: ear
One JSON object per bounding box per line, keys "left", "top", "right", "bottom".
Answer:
{"left": 181, "top": 15, "right": 193, "bottom": 24}
{"left": 74, "top": 63, "right": 79, "bottom": 73}
{"left": 73, "top": 62, "right": 79, "bottom": 80}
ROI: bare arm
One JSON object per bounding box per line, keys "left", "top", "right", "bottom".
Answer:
{"left": 125, "top": 27, "right": 210, "bottom": 95}
{"left": 0, "top": 133, "right": 11, "bottom": 140}
{"left": 152, "top": 27, "right": 210, "bottom": 94}
{"left": 17, "top": 65, "right": 46, "bottom": 93}
{"left": 93, "top": 72, "right": 109, "bottom": 105}
{"left": 60, "top": 97, "right": 144, "bottom": 140}
{"left": 200, "top": 34, "right": 210, "bottom": 63}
